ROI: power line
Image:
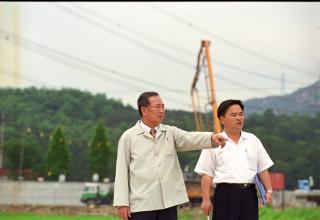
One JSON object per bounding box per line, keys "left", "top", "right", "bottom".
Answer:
{"left": 0, "top": 28, "right": 153, "bottom": 91}
{"left": 50, "top": 3, "right": 195, "bottom": 69}
{"left": 0, "top": 28, "right": 191, "bottom": 108}
{"left": 49, "top": 3, "right": 280, "bottom": 96}
{"left": 146, "top": 3, "right": 318, "bottom": 78}
{"left": 68, "top": 3, "right": 307, "bottom": 86}
{"left": 1, "top": 68, "right": 316, "bottom": 115}
{"left": 69, "top": 3, "right": 193, "bottom": 58}
{"left": 0, "top": 69, "right": 311, "bottom": 116}
{"left": 0, "top": 27, "right": 265, "bottom": 109}
{"left": 1, "top": 3, "right": 313, "bottom": 111}
{"left": 0, "top": 67, "right": 50, "bottom": 86}
{"left": 92, "top": 86, "right": 310, "bottom": 93}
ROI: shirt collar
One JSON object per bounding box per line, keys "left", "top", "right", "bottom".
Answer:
{"left": 138, "top": 120, "right": 160, "bottom": 133}
{"left": 221, "top": 130, "right": 248, "bottom": 141}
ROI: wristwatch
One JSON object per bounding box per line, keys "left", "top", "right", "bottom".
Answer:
{"left": 266, "top": 189, "right": 273, "bottom": 194}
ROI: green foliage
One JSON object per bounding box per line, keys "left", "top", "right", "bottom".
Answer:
{"left": 0, "top": 87, "right": 127, "bottom": 181}
{"left": 45, "top": 126, "right": 71, "bottom": 180}
{"left": 246, "top": 109, "right": 320, "bottom": 189}
{"left": 3, "top": 128, "right": 44, "bottom": 179}
{"left": 89, "top": 120, "right": 115, "bottom": 180}
{"left": 1, "top": 87, "right": 319, "bottom": 187}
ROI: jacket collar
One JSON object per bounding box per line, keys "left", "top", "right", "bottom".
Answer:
{"left": 135, "top": 120, "right": 167, "bottom": 135}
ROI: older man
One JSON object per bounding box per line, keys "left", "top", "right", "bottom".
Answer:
{"left": 114, "top": 91, "right": 226, "bottom": 220}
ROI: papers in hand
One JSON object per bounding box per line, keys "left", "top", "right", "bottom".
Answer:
{"left": 254, "top": 175, "right": 267, "bottom": 206}
{"left": 207, "top": 210, "right": 213, "bottom": 220}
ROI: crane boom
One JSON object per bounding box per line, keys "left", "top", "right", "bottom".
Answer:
{"left": 191, "top": 40, "right": 221, "bottom": 133}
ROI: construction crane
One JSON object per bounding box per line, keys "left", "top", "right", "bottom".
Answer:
{"left": 185, "top": 40, "right": 222, "bottom": 207}
{"left": 191, "top": 40, "right": 221, "bottom": 133}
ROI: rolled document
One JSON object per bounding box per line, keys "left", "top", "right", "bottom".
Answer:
{"left": 254, "top": 174, "right": 267, "bottom": 206}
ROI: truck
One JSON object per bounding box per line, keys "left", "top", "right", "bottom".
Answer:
{"left": 80, "top": 182, "right": 113, "bottom": 207}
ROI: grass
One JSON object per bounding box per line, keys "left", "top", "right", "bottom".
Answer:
{"left": 1, "top": 207, "right": 320, "bottom": 220}
{"left": 179, "top": 207, "right": 320, "bottom": 220}
{"left": 259, "top": 207, "right": 320, "bottom": 220}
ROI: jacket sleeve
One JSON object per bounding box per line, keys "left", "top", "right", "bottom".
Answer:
{"left": 170, "top": 126, "right": 214, "bottom": 152}
{"left": 113, "top": 132, "right": 131, "bottom": 207}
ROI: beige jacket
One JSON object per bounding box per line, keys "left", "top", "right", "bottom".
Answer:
{"left": 113, "top": 122, "right": 215, "bottom": 212}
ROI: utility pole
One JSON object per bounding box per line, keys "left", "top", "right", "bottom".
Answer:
{"left": 0, "top": 112, "right": 4, "bottom": 168}
{"left": 0, "top": 3, "right": 21, "bottom": 87}
{"left": 18, "top": 128, "right": 25, "bottom": 180}
{"left": 18, "top": 127, "right": 31, "bottom": 180}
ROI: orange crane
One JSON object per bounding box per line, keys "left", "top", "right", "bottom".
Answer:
{"left": 185, "top": 40, "right": 221, "bottom": 207}
{"left": 191, "top": 40, "right": 221, "bottom": 133}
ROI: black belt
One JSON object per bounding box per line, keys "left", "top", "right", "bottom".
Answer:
{"left": 216, "top": 183, "right": 255, "bottom": 189}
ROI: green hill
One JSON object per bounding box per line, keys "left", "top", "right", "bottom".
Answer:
{"left": 244, "top": 80, "right": 320, "bottom": 115}
{"left": 0, "top": 87, "right": 197, "bottom": 181}
{"left": 0, "top": 87, "right": 319, "bottom": 189}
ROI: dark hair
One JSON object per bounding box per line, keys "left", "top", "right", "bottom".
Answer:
{"left": 137, "top": 92, "right": 159, "bottom": 116}
{"left": 217, "top": 99, "right": 244, "bottom": 120}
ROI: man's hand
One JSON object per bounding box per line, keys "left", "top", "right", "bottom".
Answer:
{"left": 211, "top": 133, "right": 227, "bottom": 147}
{"left": 266, "top": 191, "right": 272, "bottom": 204}
{"left": 201, "top": 199, "right": 213, "bottom": 215}
{"left": 117, "top": 206, "right": 131, "bottom": 220}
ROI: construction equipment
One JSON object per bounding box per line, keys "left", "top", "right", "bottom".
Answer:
{"left": 184, "top": 41, "right": 221, "bottom": 207}
{"left": 184, "top": 175, "right": 214, "bottom": 207}
{"left": 80, "top": 182, "right": 113, "bottom": 207}
{"left": 191, "top": 40, "right": 221, "bottom": 133}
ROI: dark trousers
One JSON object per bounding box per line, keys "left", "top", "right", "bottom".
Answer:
{"left": 130, "top": 206, "right": 177, "bottom": 220}
{"left": 213, "top": 184, "right": 258, "bottom": 220}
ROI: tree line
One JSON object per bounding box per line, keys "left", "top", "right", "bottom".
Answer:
{"left": 0, "top": 87, "right": 319, "bottom": 189}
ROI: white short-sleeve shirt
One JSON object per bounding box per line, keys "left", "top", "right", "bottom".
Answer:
{"left": 194, "top": 131, "right": 274, "bottom": 185}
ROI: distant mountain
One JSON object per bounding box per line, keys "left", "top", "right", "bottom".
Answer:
{"left": 244, "top": 80, "right": 320, "bottom": 115}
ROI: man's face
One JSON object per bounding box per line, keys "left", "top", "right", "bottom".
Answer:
{"left": 220, "top": 104, "right": 244, "bottom": 131}
{"left": 141, "top": 96, "right": 165, "bottom": 127}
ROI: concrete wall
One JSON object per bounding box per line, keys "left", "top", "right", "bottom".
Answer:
{"left": 271, "top": 190, "right": 318, "bottom": 208}
{"left": 0, "top": 180, "right": 112, "bottom": 206}
{"left": 0, "top": 180, "right": 317, "bottom": 208}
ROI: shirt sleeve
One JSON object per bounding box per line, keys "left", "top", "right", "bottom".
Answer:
{"left": 194, "top": 149, "right": 215, "bottom": 177}
{"left": 113, "top": 132, "right": 131, "bottom": 207}
{"left": 256, "top": 137, "right": 274, "bottom": 173}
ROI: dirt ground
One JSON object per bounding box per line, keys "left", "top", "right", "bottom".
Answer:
{"left": 0, "top": 204, "right": 117, "bottom": 216}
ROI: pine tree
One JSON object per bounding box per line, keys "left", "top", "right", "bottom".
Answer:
{"left": 45, "top": 126, "right": 70, "bottom": 180}
{"left": 89, "top": 120, "right": 113, "bottom": 180}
